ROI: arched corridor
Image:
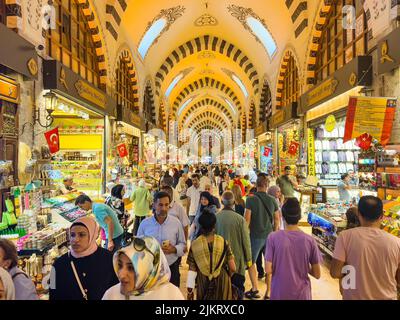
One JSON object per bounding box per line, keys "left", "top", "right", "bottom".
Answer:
{"left": 0, "top": 0, "right": 399, "bottom": 303}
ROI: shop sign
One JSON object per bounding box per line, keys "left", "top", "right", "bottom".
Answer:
{"left": 0, "top": 75, "right": 19, "bottom": 104}
{"left": 325, "top": 115, "right": 336, "bottom": 132}
{"left": 308, "top": 129, "right": 316, "bottom": 176}
{"left": 27, "top": 58, "right": 38, "bottom": 77}
{"left": 43, "top": 60, "right": 116, "bottom": 116}
{"left": 255, "top": 122, "right": 267, "bottom": 137}
{"left": 272, "top": 110, "right": 285, "bottom": 127}
{"left": 75, "top": 80, "right": 106, "bottom": 109}
{"left": 307, "top": 78, "right": 339, "bottom": 107}
{"left": 344, "top": 96, "right": 397, "bottom": 146}
{"left": 377, "top": 27, "right": 400, "bottom": 75}
{"left": 0, "top": 23, "right": 39, "bottom": 79}
{"left": 299, "top": 56, "right": 373, "bottom": 115}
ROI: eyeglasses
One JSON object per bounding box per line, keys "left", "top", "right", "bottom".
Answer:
{"left": 132, "top": 237, "right": 159, "bottom": 266}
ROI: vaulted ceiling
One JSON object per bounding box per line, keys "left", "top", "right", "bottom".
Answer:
{"left": 101, "top": 0, "right": 319, "bottom": 138}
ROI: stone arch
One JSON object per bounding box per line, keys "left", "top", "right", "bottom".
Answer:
{"left": 155, "top": 35, "right": 260, "bottom": 96}
{"left": 114, "top": 47, "right": 139, "bottom": 111}
{"left": 259, "top": 77, "right": 273, "bottom": 124}
{"left": 276, "top": 48, "right": 301, "bottom": 109}
{"left": 172, "top": 77, "right": 242, "bottom": 115}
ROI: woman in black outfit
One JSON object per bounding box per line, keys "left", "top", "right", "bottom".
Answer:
{"left": 49, "top": 217, "right": 118, "bottom": 300}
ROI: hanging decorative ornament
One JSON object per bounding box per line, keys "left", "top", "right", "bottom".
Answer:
{"left": 288, "top": 141, "right": 300, "bottom": 156}
{"left": 355, "top": 133, "right": 373, "bottom": 150}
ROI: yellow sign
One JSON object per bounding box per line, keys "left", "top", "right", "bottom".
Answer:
{"left": 272, "top": 110, "right": 285, "bottom": 126}
{"left": 308, "top": 128, "right": 316, "bottom": 176}
{"left": 0, "top": 75, "right": 19, "bottom": 103}
{"left": 307, "top": 78, "right": 338, "bottom": 106}
{"left": 60, "top": 68, "right": 69, "bottom": 90}
{"left": 27, "top": 58, "right": 38, "bottom": 77}
{"left": 325, "top": 115, "right": 336, "bottom": 132}
{"left": 349, "top": 72, "right": 357, "bottom": 86}
{"left": 380, "top": 41, "right": 394, "bottom": 64}
{"left": 75, "top": 80, "right": 106, "bottom": 108}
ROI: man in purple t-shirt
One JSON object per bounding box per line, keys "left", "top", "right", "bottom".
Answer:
{"left": 265, "top": 198, "right": 322, "bottom": 300}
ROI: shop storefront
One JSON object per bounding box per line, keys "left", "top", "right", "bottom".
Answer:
{"left": 0, "top": 22, "right": 39, "bottom": 214}
{"left": 256, "top": 122, "right": 273, "bottom": 175}
{"left": 43, "top": 60, "right": 116, "bottom": 200}
{"left": 299, "top": 55, "right": 373, "bottom": 202}
{"left": 109, "top": 104, "right": 144, "bottom": 187}
{"left": 271, "top": 103, "right": 301, "bottom": 176}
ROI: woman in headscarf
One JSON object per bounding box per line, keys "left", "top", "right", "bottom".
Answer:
{"left": 102, "top": 236, "right": 184, "bottom": 300}
{"left": 186, "top": 209, "right": 236, "bottom": 300}
{"left": 0, "top": 267, "right": 15, "bottom": 300}
{"left": 190, "top": 191, "right": 218, "bottom": 240}
{"left": 49, "top": 217, "right": 118, "bottom": 300}
{"left": 105, "top": 184, "right": 126, "bottom": 219}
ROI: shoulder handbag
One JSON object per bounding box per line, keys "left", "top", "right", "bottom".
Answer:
{"left": 254, "top": 194, "right": 274, "bottom": 226}
{"left": 69, "top": 253, "right": 88, "bottom": 301}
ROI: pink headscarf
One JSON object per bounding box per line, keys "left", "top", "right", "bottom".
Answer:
{"left": 69, "top": 217, "right": 100, "bottom": 258}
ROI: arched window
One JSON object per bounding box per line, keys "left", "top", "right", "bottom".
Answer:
{"left": 279, "top": 53, "right": 299, "bottom": 108}
{"left": 45, "top": 0, "right": 102, "bottom": 89}
{"left": 315, "top": 0, "right": 368, "bottom": 84}
{"left": 116, "top": 57, "right": 137, "bottom": 113}
{"left": 0, "top": 0, "right": 6, "bottom": 25}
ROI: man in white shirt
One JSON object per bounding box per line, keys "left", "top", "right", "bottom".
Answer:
{"left": 186, "top": 174, "right": 202, "bottom": 224}
{"left": 161, "top": 185, "right": 190, "bottom": 240}
{"left": 200, "top": 169, "right": 212, "bottom": 190}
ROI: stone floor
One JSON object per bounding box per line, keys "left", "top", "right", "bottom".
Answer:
{"left": 179, "top": 225, "right": 342, "bottom": 300}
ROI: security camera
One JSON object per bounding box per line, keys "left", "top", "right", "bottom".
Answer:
{"left": 37, "top": 45, "right": 44, "bottom": 51}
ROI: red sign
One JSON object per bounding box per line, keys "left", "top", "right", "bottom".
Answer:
{"left": 288, "top": 141, "right": 300, "bottom": 156}
{"left": 44, "top": 128, "right": 60, "bottom": 154}
{"left": 117, "top": 143, "right": 128, "bottom": 158}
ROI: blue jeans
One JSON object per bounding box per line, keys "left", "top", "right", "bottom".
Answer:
{"left": 250, "top": 237, "right": 267, "bottom": 263}
{"left": 104, "top": 234, "right": 123, "bottom": 254}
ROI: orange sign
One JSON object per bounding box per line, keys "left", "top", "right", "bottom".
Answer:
{"left": 0, "top": 75, "right": 19, "bottom": 103}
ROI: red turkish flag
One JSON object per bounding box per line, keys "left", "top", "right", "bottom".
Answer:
{"left": 44, "top": 128, "right": 60, "bottom": 154}
{"left": 288, "top": 141, "right": 300, "bottom": 156}
{"left": 263, "top": 147, "right": 272, "bottom": 157}
{"left": 355, "top": 133, "right": 373, "bottom": 150}
{"left": 117, "top": 143, "right": 128, "bottom": 158}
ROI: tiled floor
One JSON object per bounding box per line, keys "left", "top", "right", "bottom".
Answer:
{"left": 179, "top": 225, "right": 342, "bottom": 300}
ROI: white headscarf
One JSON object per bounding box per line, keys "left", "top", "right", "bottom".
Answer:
{"left": 113, "top": 237, "right": 171, "bottom": 296}
{"left": 0, "top": 267, "right": 15, "bottom": 300}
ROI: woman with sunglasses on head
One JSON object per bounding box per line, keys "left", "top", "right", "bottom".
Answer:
{"left": 49, "top": 217, "right": 118, "bottom": 300}
{"left": 102, "top": 236, "right": 184, "bottom": 300}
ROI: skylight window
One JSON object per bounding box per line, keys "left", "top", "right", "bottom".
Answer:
{"left": 232, "top": 74, "right": 248, "bottom": 98}
{"left": 224, "top": 98, "right": 237, "bottom": 116}
{"left": 246, "top": 17, "right": 277, "bottom": 57}
{"left": 177, "top": 98, "right": 194, "bottom": 116}
{"left": 165, "top": 73, "right": 184, "bottom": 97}
{"left": 138, "top": 18, "right": 167, "bottom": 59}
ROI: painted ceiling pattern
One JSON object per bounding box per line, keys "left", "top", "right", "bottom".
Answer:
{"left": 99, "top": 0, "right": 327, "bottom": 138}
